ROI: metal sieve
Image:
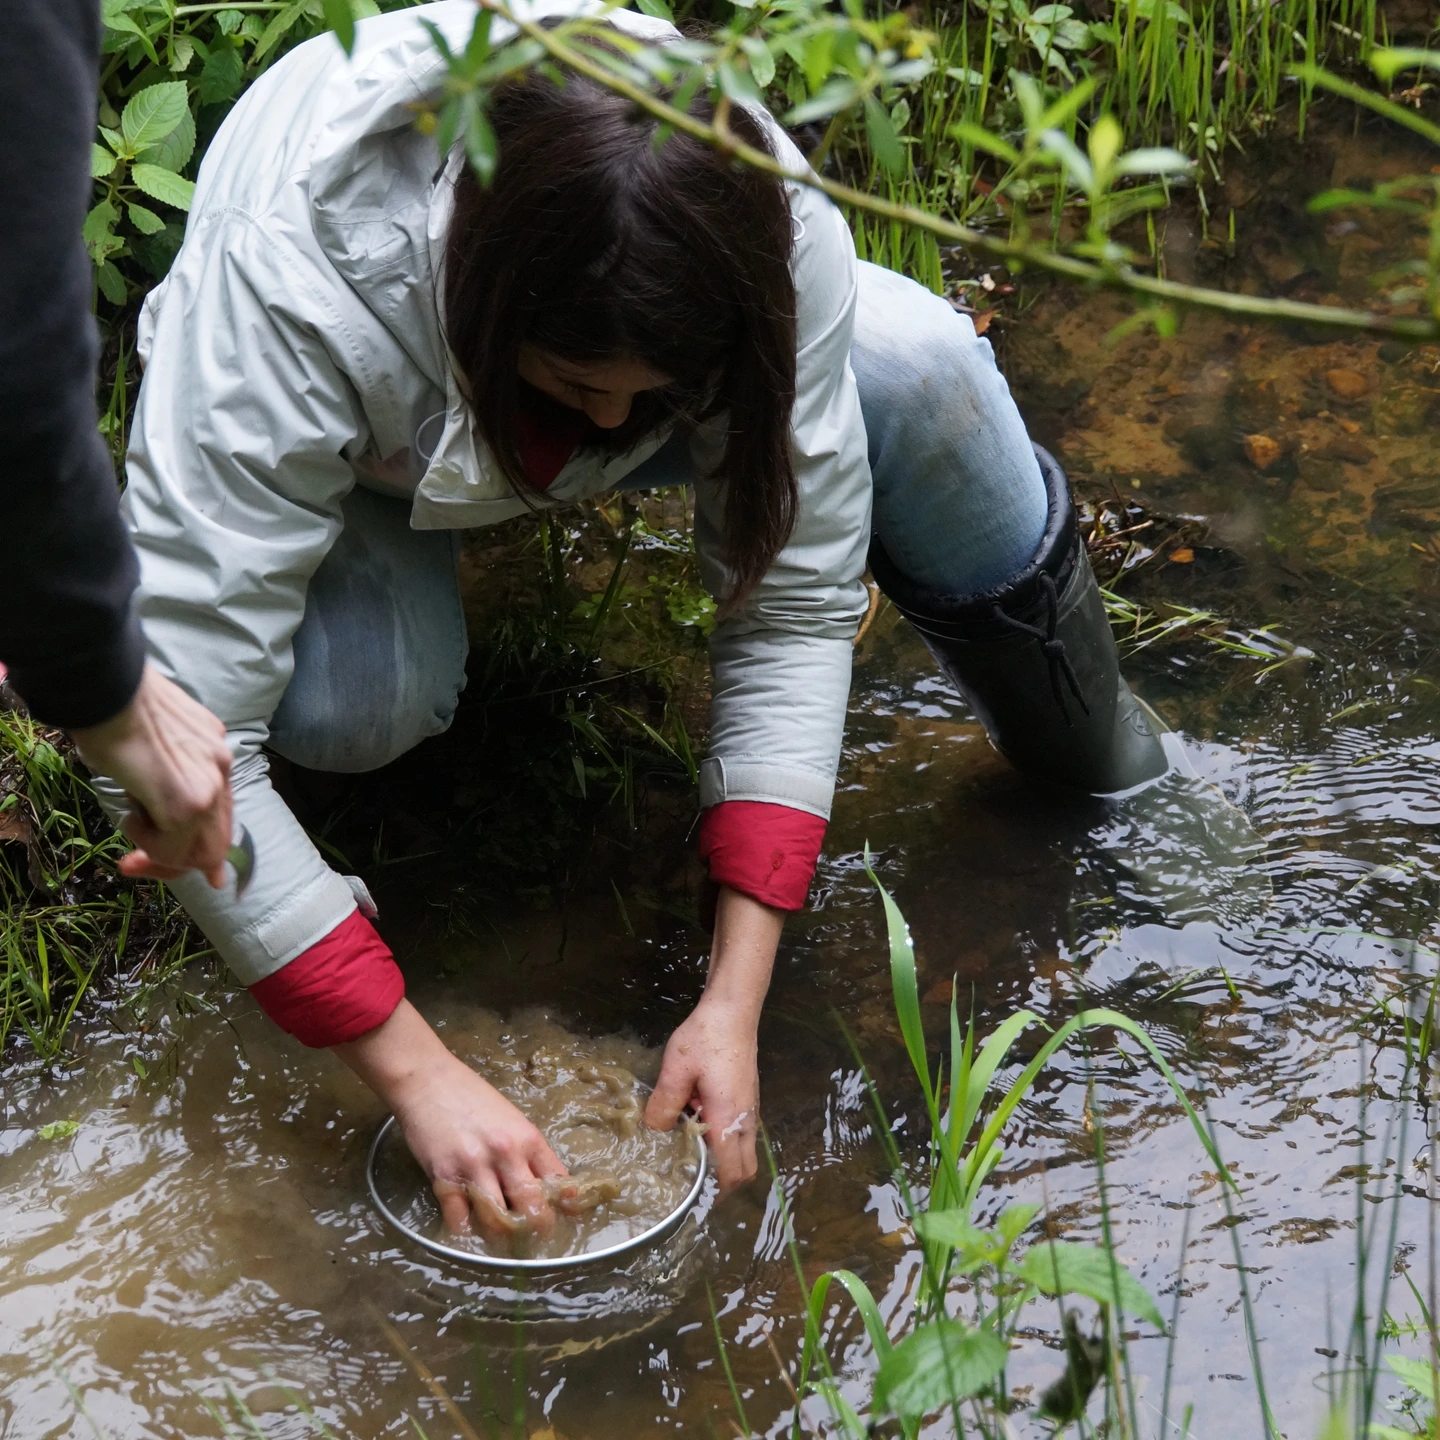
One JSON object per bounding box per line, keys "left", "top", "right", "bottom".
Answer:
{"left": 366, "top": 1114, "right": 709, "bottom": 1273}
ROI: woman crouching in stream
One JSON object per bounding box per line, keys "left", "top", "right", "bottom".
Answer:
{"left": 102, "top": 0, "right": 1181, "bottom": 1238}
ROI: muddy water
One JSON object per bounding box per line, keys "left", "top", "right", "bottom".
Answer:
{"left": 370, "top": 1008, "right": 700, "bottom": 1261}
{"left": 6, "top": 115, "right": 1440, "bottom": 1437}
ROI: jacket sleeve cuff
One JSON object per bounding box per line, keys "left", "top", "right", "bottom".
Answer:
{"left": 248, "top": 909, "right": 404, "bottom": 1047}
{"left": 698, "top": 800, "right": 827, "bottom": 913}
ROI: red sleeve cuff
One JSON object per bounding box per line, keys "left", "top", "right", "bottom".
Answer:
{"left": 249, "top": 909, "right": 404, "bottom": 1048}
{"left": 698, "top": 800, "right": 827, "bottom": 912}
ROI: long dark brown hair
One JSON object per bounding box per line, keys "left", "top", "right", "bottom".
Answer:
{"left": 443, "top": 66, "right": 798, "bottom": 602}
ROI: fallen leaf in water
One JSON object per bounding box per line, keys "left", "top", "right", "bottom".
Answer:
{"left": 1169, "top": 548, "right": 1195, "bottom": 564}
{"left": 922, "top": 979, "right": 954, "bottom": 1004}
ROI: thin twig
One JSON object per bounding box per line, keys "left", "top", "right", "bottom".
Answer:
{"left": 485, "top": 2, "right": 1440, "bottom": 341}
{"left": 370, "top": 1306, "right": 484, "bottom": 1440}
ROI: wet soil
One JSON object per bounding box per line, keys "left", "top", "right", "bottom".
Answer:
{"left": 5, "top": 108, "right": 1440, "bottom": 1439}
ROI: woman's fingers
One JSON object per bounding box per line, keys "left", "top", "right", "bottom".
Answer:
{"left": 705, "top": 1105, "right": 758, "bottom": 1195}
{"left": 432, "top": 1178, "right": 473, "bottom": 1235}
{"left": 644, "top": 1056, "right": 697, "bottom": 1133}
{"left": 497, "top": 1158, "right": 557, "bottom": 1237}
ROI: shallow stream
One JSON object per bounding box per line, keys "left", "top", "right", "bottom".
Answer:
{"left": 5, "top": 114, "right": 1440, "bottom": 1437}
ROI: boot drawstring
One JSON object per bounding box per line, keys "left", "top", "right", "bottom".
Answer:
{"left": 991, "top": 572, "right": 1090, "bottom": 727}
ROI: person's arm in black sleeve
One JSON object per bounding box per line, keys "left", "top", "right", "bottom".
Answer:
{"left": 0, "top": 0, "right": 236, "bottom": 889}
{"left": 0, "top": 0, "right": 144, "bottom": 729}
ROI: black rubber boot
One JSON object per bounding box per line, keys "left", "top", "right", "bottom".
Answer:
{"left": 868, "top": 445, "right": 1169, "bottom": 796}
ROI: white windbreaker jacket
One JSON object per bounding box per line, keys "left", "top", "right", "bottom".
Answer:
{"left": 113, "top": 0, "right": 873, "bottom": 987}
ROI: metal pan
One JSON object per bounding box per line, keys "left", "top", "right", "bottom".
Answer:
{"left": 366, "top": 1114, "right": 709, "bottom": 1273}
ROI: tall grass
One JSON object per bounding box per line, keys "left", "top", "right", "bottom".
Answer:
{"left": 844, "top": 0, "right": 1384, "bottom": 285}
{"left": 703, "top": 867, "right": 1440, "bottom": 1437}
{"left": 0, "top": 706, "right": 203, "bottom": 1061}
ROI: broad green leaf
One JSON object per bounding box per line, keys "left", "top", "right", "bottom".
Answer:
{"left": 996, "top": 1201, "right": 1041, "bottom": 1247}
{"left": 99, "top": 125, "right": 127, "bottom": 155}
{"left": 786, "top": 77, "right": 862, "bottom": 125}
{"left": 1088, "top": 113, "right": 1123, "bottom": 179}
{"left": 137, "top": 104, "right": 195, "bottom": 173}
{"left": 132, "top": 164, "right": 196, "bottom": 211}
{"left": 128, "top": 202, "right": 166, "bottom": 235}
{"left": 1053, "top": 18, "right": 1093, "bottom": 46}
{"left": 38, "top": 1120, "right": 79, "bottom": 1141}
{"left": 169, "top": 33, "right": 195, "bottom": 72}
{"left": 121, "top": 81, "right": 189, "bottom": 154}
{"left": 947, "top": 65, "right": 988, "bottom": 86}
{"left": 1016, "top": 1242, "right": 1164, "bottom": 1329}
{"left": 83, "top": 198, "right": 121, "bottom": 259}
{"left": 1029, "top": 3, "right": 1073, "bottom": 20}
{"left": 323, "top": 0, "right": 356, "bottom": 55}
{"left": 97, "top": 262, "right": 128, "bottom": 303}
{"left": 1039, "top": 127, "right": 1094, "bottom": 190}
{"left": 92, "top": 143, "right": 117, "bottom": 179}
{"left": 214, "top": 7, "right": 244, "bottom": 34}
{"left": 635, "top": 0, "right": 675, "bottom": 17}
{"left": 802, "top": 29, "right": 836, "bottom": 94}
{"left": 874, "top": 1322, "right": 1008, "bottom": 1416}
{"left": 717, "top": 59, "right": 762, "bottom": 104}
{"left": 198, "top": 43, "right": 245, "bottom": 105}
{"left": 1387, "top": 1354, "right": 1440, "bottom": 1396}
{"left": 741, "top": 35, "right": 776, "bottom": 88}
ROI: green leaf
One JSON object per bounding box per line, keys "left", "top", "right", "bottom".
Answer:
{"left": 461, "top": 95, "right": 498, "bottom": 185}
{"left": 92, "top": 143, "right": 118, "bottom": 179}
{"left": 38, "top": 1120, "right": 79, "bottom": 1141}
{"left": 198, "top": 42, "right": 245, "bottom": 105}
{"left": 1113, "top": 145, "right": 1192, "bottom": 176}
{"left": 1368, "top": 46, "right": 1440, "bottom": 84}
{"left": 169, "top": 33, "right": 195, "bottom": 72}
{"left": 214, "top": 7, "right": 244, "bottom": 34}
{"left": 863, "top": 856, "right": 932, "bottom": 1110}
{"left": 322, "top": 0, "right": 355, "bottom": 55}
{"left": 1016, "top": 1241, "right": 1165, "bottom": 1329}
{"left": 1387, "top": 1354, "right": 1439, "bottom": 1396}
{"left": 121, "top": 81, "right": 189, "bottom": 155}
{"left": 1087, "top": 113, "right": 1123, "bottom": 180}
{"left": 717, "top": 59, "right": 762, "bottom": 104}
{"left": 949, "top": 121, "right": 1021, "bottom": 165}
{"left": 83, "top": 198, "right": 121, "bottom": 261}
{"left": 128, "top": 202, "right": 166, "bottom": 235}
{"left": 1039, "top": 127, "right": 1094, "bottom": 190}
{"left": 864, "top": 94, "right": 905, "bottom": 178}
{"left": 741, "top": 35, "right": 776, "bottom": 88}
{"left": 131, "top": 1056, "right": 149, "bottom": 1078}
{"left": 873, "top": 1322, "right": 1009, "bottom": 1416}
{"left": 99, "top": 125, "right": 127, "bottom": 155}
{"left": 137, "top": 104, "right": 195, "bottom": 173}
{"left": 801, "top": 29, "right": 836, "bottom": 94}
{"left": 253, "top": 0, "right": 311, "bottom": 63}
{"left": 635, "top": 0, "right": 675, "bottom": 17}
{"left": 132, "top": 164, "right": 196, "bottom": 211}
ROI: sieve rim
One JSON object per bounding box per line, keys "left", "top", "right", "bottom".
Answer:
{"left": 366, "top": 1113, "right": 709, "bottom": 1272}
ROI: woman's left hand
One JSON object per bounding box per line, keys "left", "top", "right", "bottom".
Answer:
{"left": 645, "top": 995, "right": 760, "bottom": 1193}
{"left": 643, "top": 885, "right": 785, "bottom": 1195}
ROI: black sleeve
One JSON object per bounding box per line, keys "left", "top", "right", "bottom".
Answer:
{"left": 0, "top": 0, "right": 145, "bottom": 730}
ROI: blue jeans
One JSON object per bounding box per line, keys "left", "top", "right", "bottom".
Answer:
{"left": 270, "top": 262, "right": 1047, "bottom": 771}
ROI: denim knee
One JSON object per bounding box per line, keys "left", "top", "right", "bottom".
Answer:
{"left": 267, "top": 489, "right": 468, "bottom": 774}
{"left": 851, "top": 262, "right": 1047, "bottom": 594}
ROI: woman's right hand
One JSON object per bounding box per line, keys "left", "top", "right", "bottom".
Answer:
{"left": 333, "top": 998, "right": 568, "bottom": 1236}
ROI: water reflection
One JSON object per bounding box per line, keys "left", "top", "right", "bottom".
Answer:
{"left": 6, "top": 117, "right": 1440, "bottom": 1437}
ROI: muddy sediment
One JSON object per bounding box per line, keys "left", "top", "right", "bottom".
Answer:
{"left": 393, "top": 1007, "right": 701, "bottom": 1261}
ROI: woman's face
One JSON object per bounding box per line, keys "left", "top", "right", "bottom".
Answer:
{"left": 517, "top": 344, "right": 672, "bottom": 430}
